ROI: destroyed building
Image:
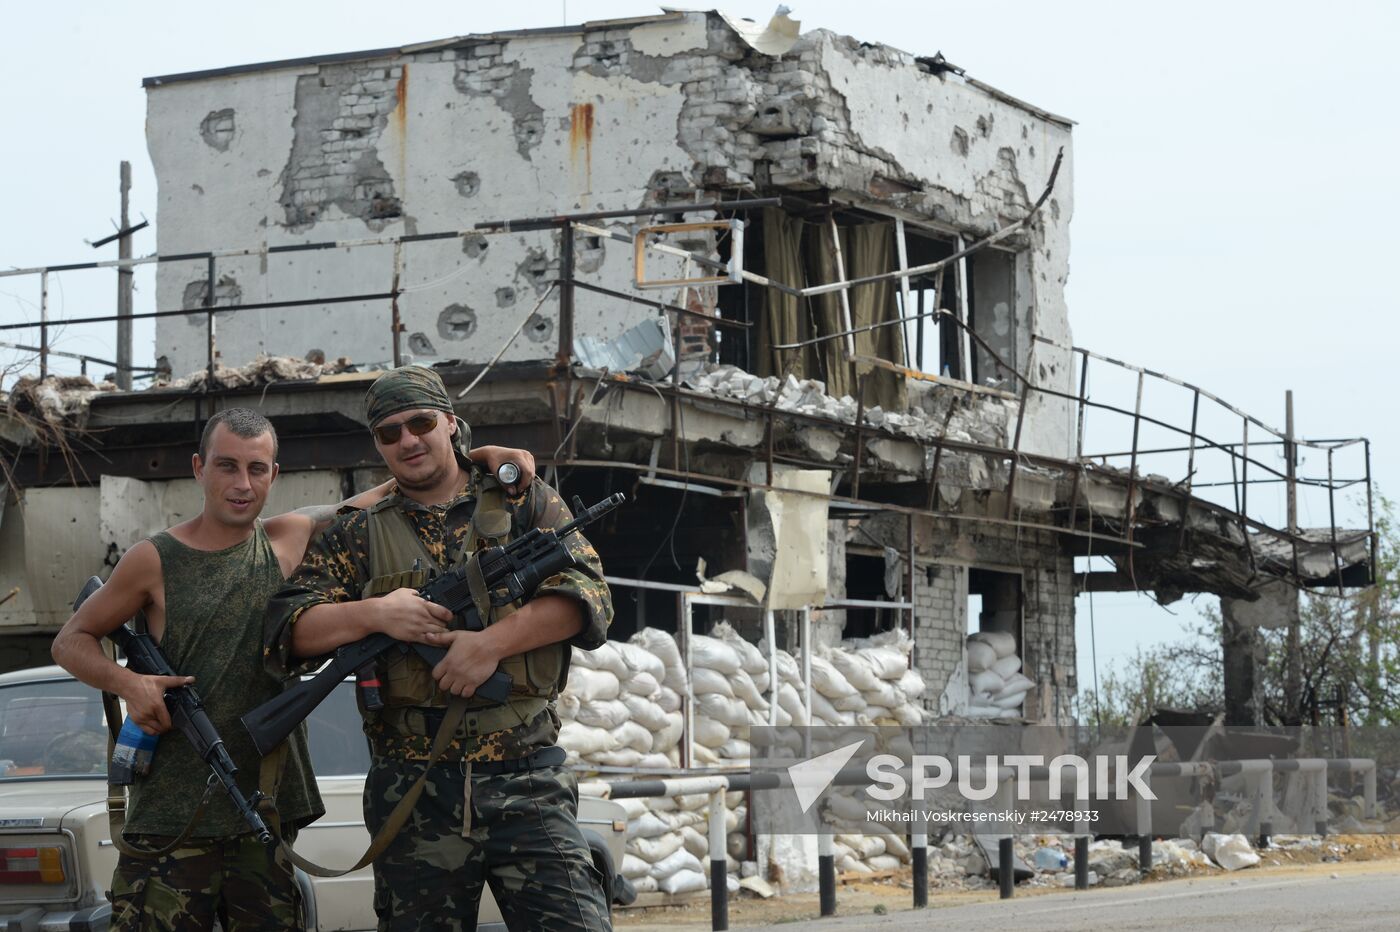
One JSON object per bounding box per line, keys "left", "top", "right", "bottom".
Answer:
{"left": 0, "top": 10, "right": 1375, "bottom": 731}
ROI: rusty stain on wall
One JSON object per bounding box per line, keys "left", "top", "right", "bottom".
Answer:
{"left": 570, "top": 102, "right": 594, "bottom": 189}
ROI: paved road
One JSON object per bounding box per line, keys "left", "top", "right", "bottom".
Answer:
{"left": 739, "top": 866, "right": 1400, "bottom": 931}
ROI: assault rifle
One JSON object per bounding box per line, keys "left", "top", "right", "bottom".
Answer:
{"left": 73, "top": 576, "right": 274, "bottom": 845}
{"left": 242, "top": 492, "right": 624, "bottom": 757}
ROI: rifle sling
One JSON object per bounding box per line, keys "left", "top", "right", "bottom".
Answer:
{"left": 275, "top": 694, "right": 470, "bottom": 878}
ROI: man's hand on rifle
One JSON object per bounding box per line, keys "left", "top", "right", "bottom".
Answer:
{"left": 123, "top": 673, "right": 195, "bottom": 736}
{"left": 375, "top": 587, "right": 453, "bottom": 643}
{"left": 431, "top": 630, "right": 502, "bottom": 698}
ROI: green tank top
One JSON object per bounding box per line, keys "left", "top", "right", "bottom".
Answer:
{"left": 124, "top": 523, "right": 323, "bottom": 839}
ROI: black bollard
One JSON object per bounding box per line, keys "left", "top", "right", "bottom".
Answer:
{"left": 818, "top": 852, "right": 836, "bottom": 917}
{"left": 998, "top": 838, "right": 1014, "bottom": 899}
{"left": 710, "top": 856, "right": 727, "bottom": 931}
{"left": 912, "top": 843, "right": 928, "bottom": 908}
{"left": 1074, "top": 836, "right": 1089, "bottom": 890}
{"left": 1258, "top": 821, "right": 1272, "bottom": 849}
{"left": 1138, "top": 835, "right": 1153, "bottom": 873}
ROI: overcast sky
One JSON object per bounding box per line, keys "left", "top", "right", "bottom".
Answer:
{"left": 4, "top": 1, "right": 1396, "bottom": 693}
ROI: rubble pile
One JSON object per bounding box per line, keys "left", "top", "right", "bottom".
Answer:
{"left": 2, "top": 375, "right": 114, "bottom": 428}
{"left": 685, "top": 364, "right": 1014, "bottom": 447}
{"left": 157, "top": 353, "right": 355, "bottom": 391}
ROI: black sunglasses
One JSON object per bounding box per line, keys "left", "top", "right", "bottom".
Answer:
{"left": 373, "top": 412, "right": 439, "bottom": 445}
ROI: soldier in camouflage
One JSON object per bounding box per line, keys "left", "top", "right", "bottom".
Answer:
{"left": 266, "top": 365, "right": 613, "bottom": 931}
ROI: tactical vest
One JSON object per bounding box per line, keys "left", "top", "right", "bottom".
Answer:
{"left": 358, "top": 476, "right": 567, "bottom": 739}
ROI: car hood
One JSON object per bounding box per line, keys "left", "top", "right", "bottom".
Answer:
{"left": 0, "top": 780, "right": 104, "bottom": 830}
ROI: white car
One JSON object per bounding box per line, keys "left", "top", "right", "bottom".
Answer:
{"left": 0, "top": 666, "right": 629, "bottom": 931}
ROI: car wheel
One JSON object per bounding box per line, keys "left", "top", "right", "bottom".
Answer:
{"left": 584, "top": 833, "right": 615, "bottom": 921}
{"left": 295, "top": 867, "right": 318, "bottom": 930}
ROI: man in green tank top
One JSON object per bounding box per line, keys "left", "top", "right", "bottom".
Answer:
{"left": 52, "top": 406, "right": 535, "bottom": 931}
{"left": 265, "top": 366, "right": 614, "bottom": 931}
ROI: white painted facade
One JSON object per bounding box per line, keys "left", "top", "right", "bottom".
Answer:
{"left": 144, "top": 11, "right": 1075, "bottom": 458}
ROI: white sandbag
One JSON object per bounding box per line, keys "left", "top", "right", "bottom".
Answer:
{"left": 636, "top": 752, "right": 672, "bottom": 769}
{"left": 825, "top": 794, "right": 868, "bottom": 823}
{"left": 622, "top": 670, "right": 661, "bottom": 699}
{"left": 628, "top": 812, "right": 675, "bottom": 840}
{"left": 965, "top": 703, "right": 1003, "bottom": 718}
{"left": 855, "top": 836, "right": 887, "bottom": 858}
{"left": 996, "top": 673, "right": 1035, "bottom": 700}
{"left": 650, "top": 848, "right": 704, "bottom": 880}
{"left": 750, "top": 669, "right": 770, "bottom": 694}
{"left": 630, "top": 628, "right": 686, "bottom": 692}
{"left": 622, "top": 694, "right": 671, "bottom": 733}
{"left": 747, "top": 706, "right": 769, "bottom": 727}
{"left": 727, "top": 832, "right": 747, "bottom": 860}
{"left": 1202, "top": 832, "right": 1260, "bottom": 871}
{"left": 621, "top": 854, "right": 651, "bottom": 879}
{"left": 893, "top": 703, "right": 923, "bottom": 726}
{"left": 992, "top": 691, "right": 1026, "bottom": 710}
{"left": 883, "top": 834, "right": 911, "bottom": 860}
{"left": 615, "top": 720, "right": 654, "bottom": 753}
{"left": 558, "top": 722, "right": 616, "bottom": 757}
{"left": 627, "top": 832, "right": 684, "bottom": 863}
{"left": 680, "top": 825, "right": 708, "bottom": 859}
{"left": 615, "top": 798, "right": 649, "bottom": 820}
{"left": 810, "top": 655, "right": 859, "bottom": 699}
{"left": 827, "top": 650, "right": 882, "bottom": 692}
{"left": 655, "top": 686, "right": 681, "bottom": 713}
{"left": 567, "top": 667, "right": 621, "bottom": 702}
{"left": 969, "top": 669, "right": 1005, "bottom": 696}
{"left": 712, "top": 621, "right": 769, "bottom": 675}
{"left": 655, "top": 712, "right": 685, "bottom": 751}
{"left": 896, "top": 668, "right": 926, "bottom": 701}
{"left": 833, "top": 692, "right": 867, "bottom": 713}
{"left": 576, "top": 698, "right": 630, "bottom": 731}
{"left": 694, "top": 716, "right": 731, "bottom": 748}
{"left": 632, "top": 875, "right": 659, "bottom": 894}
{"left": 581, "top": 641, "right": 629, "bottom": 678}
{"left": 730, "top": 670, "right": 770, "bottom": 711}
{"left": 658, "top": 869, "right": 708, "bottom": 895}
{"left": 773, "top": 704, "right": 792, "bottom": 727}
{"left": 810, "top": 691, "right": 843, "bottom": 724}
{"left": 965, "top": 639, "right": 997, "bottom": 673}
{"left": 969, "top": 630, "right": 1016, "bottom": 659}
{"left": 696, "top": 693, "right": 751, "bottom": 728}
{"left": 837, "top": 855, "right": 871, "bottom": 874}
{"left": 691, "top": 743, "right": 721, "bottom": 765}
{"left": 868, "top": 854, "right": 902, "bottom": 871}
{"left": 615, "top": 640, "right": 666, "bottom": 680}
{"left": 861, "top": 646, "right": 908, "bottom": 681}
{"left": 593, "top": 748, "right": 644, "bottom": 767}
{"left": 719, "top": 739, "right": 752, "bottom": 760}
{"left": 991, "top": 655, "right": 1022, "bottom": 679}
{"left": 773, "top": 649, "right": 801, "bottom": 686}
{"left": 692, "top": 666, "right": 736, "bottom": 698}
{"left": 861, "top": 707, "right": 896, "bottom": 725}
{"left": 862, "top": 680, "right": 902, "bottom": 709}
{"left": 557, "top": 692, "right": 580, "bottom": 721}
{"left": 778, "top": 682, "right": 808, "bottom": 725}
{"left": 691, "top": 635, "right": 742, "bottom": 675}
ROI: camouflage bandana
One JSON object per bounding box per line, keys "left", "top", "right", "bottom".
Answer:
{"left": 364, "top": 365, "right": 472, "bottom": 461}
{"left": 364, "top": 365, "right": 454, "bottom": 427}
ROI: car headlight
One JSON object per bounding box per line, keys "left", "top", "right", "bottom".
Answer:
{"left": 0, "top": 845, "right": 66, "bottom": 884}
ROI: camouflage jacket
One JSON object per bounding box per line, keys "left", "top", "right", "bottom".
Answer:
{"left": 265, "top": 466, "right": 611, "bottom": 761}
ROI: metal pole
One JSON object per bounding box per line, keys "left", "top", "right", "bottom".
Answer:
{"left": 998, "top": 837, "right": 1014, "bottom": 898}
{"left": 1366, "top": 440, "right": 1377, "bottom": 583}
{"left": 912, "top": 823, "right": 928, "bottom": 908}
{"left": 390, "top": 241, "right": 403, "bottom": 367}
{"left": 1177, "top": 389, "right": 1201, "bottom": 550}
{"left": 818, "top": 832, "right": 836, "bottom": 916}
{"left": 1067, "top": 350, "right": 1089, "bottom": 530}
{"left": 39, "top": 270, "right": 49, "bottom": 379}
{"left": 1074, "top": 835, "right": 1089, "bottom": 889}
{"left": 1328, "top": 448, "right": 1343, "bottom": 596}
{"left": 116, "top": 161, "right": 134, "bottom": 390}
{"left": 1002, "top": 375, "right": 1032, "bottom": 518}
{"left": 709, "top": 789, "right": 728, "bottom": 931}
{"left": 559, "top": 221, "right": 575, "bottom": 367}
{"left": 205, "top": 255, "right": 217, "bottom": 386}
{"left": 1285, "top": 391, "right": 1302, "bottom": 716}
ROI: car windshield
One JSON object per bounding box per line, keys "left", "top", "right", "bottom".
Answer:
{"left": 0, "top": 678, "right": 108, "bottom": 779}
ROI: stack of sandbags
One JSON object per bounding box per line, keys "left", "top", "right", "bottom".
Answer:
{"left": 558, "top": 636, "right": 682, "bottom": 769}
{"left": 689, "top": 625, "right": 765, "bottom": 765}
{"left": 613, "top": 790, "right": 746, "bottom": 896}
{"left": 965, "top": 631, "right": 1033, "bottom": 718}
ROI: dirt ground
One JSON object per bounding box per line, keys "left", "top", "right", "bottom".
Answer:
{"left": 614, "top": 836, "right": 1400, "bottom": 930}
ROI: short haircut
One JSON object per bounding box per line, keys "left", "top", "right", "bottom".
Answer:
{"left": 199, "top": 408, "right": 279, "bottom": 461}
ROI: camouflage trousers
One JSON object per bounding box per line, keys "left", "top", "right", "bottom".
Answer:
{"left": 109, "top": 829, "right": 301, "bottom": 931}
{"left": 364, "top": 757, "right": 611, "bottom": 932}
